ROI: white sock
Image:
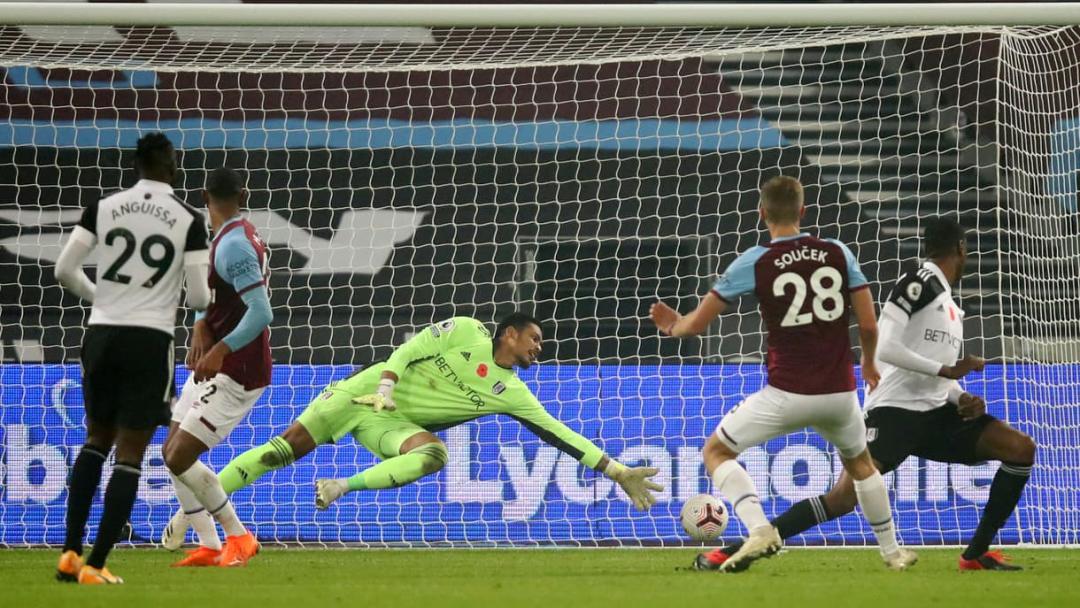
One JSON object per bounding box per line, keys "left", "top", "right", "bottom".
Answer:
{"left": 189, "top": 510, "right": 222, "bottom": 551}
{"left": 712, "top": 459, "right": 770, "bottom": 532}
{"left": 169, "top": 472, "right": 222, "bottom": 551}
{"left": 853, "top": 471, "right": 900, "bottom": 556}
{"left": 177, "top": 460, "right": 247, "bottom": 537}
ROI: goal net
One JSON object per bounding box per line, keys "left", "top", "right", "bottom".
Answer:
{"left": 1, "top": 6, "right": 1078, "bottom": 547}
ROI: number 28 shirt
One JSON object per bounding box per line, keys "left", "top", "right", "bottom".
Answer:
{"left": 710, "top": 233, "right": 869, "bottom": 395}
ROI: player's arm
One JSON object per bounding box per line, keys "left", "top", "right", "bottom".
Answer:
{"left": 651, "top": 249, "right": 759, "bottom": 338}
{"left": 878, "top": 276, "right": 984, "bottom": 380}
{"left": 508, "top": 394, "right": 663, "bottom": 511}
{"left": 187, "top": 310, "right": 213, "bottom": 370}
{"left": 948, "top": 381, "right": 987, "bottom": 421}
{"left": 54, "top": 201, "right": 99, "bottom": 302}
{"left": 836, "top": 240, "right": 880, "bottom": 390}
{"left": 183, "top": 214, "right": 211, "bottom": 310}
{"left": 182, "top": 215, "right": 212, "bottom": 368}
{"left": 193, "top": 236, "right": 272, "bottom": 381}
{"left": 878, "top": 306, "right": 947, "bottom": 376}
{"left": 356, "top": 317, "right": 482, "bottom": 412}
{"left": 851, "top": 288, "right": 880, "bottom": 391}
{"left": 651, "top": 292, "right": 726, "bottom": 338}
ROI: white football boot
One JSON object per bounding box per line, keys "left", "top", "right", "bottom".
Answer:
{"left": 315, "top": 478, "right": 349, "bottom": 510}
{"left": 883, "top": 548, "right": 918, "bottom": 571}
{"left": 721, "top": 526, "right": 782, "bottom": 572}
{"left": 161, "top": 508, "right": 190, "bottom": 551}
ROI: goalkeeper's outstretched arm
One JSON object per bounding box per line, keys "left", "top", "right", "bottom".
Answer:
{"left": 510, "top": 400, "right": 663, "bottom": 511}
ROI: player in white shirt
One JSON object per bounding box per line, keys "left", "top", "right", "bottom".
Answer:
{"left": 53, "top": 132, "right": 211, "bottom": 584}
{"left": 696, "top": 216, "right": 1036, "bottom": 572}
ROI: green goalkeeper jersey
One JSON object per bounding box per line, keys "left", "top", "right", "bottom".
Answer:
{"left": 337, "top": 316, "right": 606, "bottom": 468}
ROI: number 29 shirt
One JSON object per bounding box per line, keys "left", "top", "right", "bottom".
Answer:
{"left": 78, "top": 178, "right": 209, "bottom": 335}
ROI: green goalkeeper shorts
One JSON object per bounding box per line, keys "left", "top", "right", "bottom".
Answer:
{"left": 296, "top": 381, "right": 425, "bottom": 461}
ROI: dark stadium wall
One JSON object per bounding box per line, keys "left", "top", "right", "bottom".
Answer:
{"left": 0, "top": 57, "right": 864, "bottom": 364}
{"left": 1, "top": 60, "right": 752, "bottom": 123}
{"left": 2, "top": 146, "right": 855, "bottom": 364}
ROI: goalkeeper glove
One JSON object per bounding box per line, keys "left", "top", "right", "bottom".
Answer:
{"left": 604, "top": 460, "right": 663, "bottom": 511}
{"left": 352, "top": 378, "right": 397, "bottom": 412}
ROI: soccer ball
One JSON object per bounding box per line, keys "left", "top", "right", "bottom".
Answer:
{"left": 680, "top": 494, "right": 729, "bottom": 541}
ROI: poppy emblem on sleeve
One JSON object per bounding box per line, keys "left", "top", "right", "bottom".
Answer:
{"left": 477, "top": 364, "right": 488, "bottom": 377}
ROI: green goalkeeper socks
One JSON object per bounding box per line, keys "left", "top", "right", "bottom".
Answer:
{"left": 219, "top": 436, "right": 295, "bottom": 493}
{"left": 346, "top": 442, "right": 448, "bottom": 491}
{"left": 219, "top": 437, "right": 448, "bottom": 494}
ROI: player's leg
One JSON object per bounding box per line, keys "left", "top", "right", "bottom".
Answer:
{"left": 818, "top": 406, "right": 918, "bottom": 525}
{"left": 315, "top": 427, "right": 448, "bottom": 509}
{"left": 915, "top": 407, "right": 1035, "bottom": 570}
{"left": 79, "top": 425, "right": 156, "bottom": 584}
{"left": 160, "top": 376, "right": 220, "bottom": 556}
{"left": 341, "top": 430, "right": 447, "bottom": 492}
{"left": 817, "top": 394, "right": 915, "bottom": 570}
{"left": 168, "top": 428, "right": 257, "bottom": 568}
{"left": 162, "top": 425, "right": 221, "bottom": 557}
{"left": 218, "top": 421, "right": 317, "bottom": 493}
{"left": 58, "top": 325, "right": 116, "bottom": 582}
{"left": 164, "top": 375, "right": 264, "bottom": 567}
{"left": 703, "top": 435, "right": 773, "bottom": 535}
{"left": 775, "top": 470, "right": 861, "bottom": 541}
{"left": 219, "top": 382, "right": 395, "bottom": 496}
{"left": 959, "top": 420, "right": 1035, "bottom": 569}
{"left": 838, "top": 450, "right": 915, "bottom": 570}
{"left": 775, "top": 429, "right": 921, "bottom": 542}
{"left": 699, "top": 405, "right": 917, "bottom": 570}
{"left": 703, "top": 387, "right": 792, "bottom": 572}
{"left": 78, "top": 326, "right": 175, "bottom": 584}
{"left": 699, "top": 467, "right": 862, "bottom": 570}
{"left": 58, "top": 417, "right": 115, "bottom": 582}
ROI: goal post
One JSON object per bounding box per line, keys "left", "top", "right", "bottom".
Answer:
{"left": 2, "top": 2, "right": 1080, "bottom": 27}
{"left": 0, "top": 3, "right": 1078, "bottom": 547}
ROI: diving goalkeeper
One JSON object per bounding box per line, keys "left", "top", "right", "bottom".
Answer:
{"left": 217, "top": 313, "right": 663, "bottom": 510}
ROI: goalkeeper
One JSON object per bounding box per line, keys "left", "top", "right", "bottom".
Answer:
{"left": 218, "top": 313, "right": 663, "bottom": 510}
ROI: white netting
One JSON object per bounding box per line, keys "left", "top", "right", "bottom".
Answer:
{"left": 997, "top": 26, "right": 1080, "bottom": 544}
{"left": 1, "top": 20, "right": 1077, "bottom": 547}
{"left": 0, "top": 24, "right": 1041, "bottom": 73}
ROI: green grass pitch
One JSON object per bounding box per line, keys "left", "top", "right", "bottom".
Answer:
{"left": 2, "top": 548, "right": 1077, "bottom": 608}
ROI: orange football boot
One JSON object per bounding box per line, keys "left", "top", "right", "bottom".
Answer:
{"left": 959, "top": 550, "right": 1023, "bottom": 571}
{"left": 219, "top": 532, "right": 259, "bottom": 567}
{"left": 172, "top": 546, "right": 222, "bottom": 567}
{"left": 56, "top": 550, "right": 83, "bottom": 582}
{"left": 77, "top": 565, "right": 124, "bottom": 585}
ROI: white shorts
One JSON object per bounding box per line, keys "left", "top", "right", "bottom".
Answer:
{"left": 715, "top": 385, "right": 867, "bottom": 459}
{"left": 171, "top": 374, "right": 265, "bottom": 448}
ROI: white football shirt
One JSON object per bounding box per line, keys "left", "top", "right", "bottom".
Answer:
{"left": 74, "top": 179, "right": 209, "bottom": 335}
{"left": 865, "top": 261, "right": 965, "bottom": 412}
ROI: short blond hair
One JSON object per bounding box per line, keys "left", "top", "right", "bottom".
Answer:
{"left": 760, "top": 175, "right": 804, "bottom": 224}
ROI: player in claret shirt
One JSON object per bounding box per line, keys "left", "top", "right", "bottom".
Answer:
{"left": 699, "top": 216, "right": 1036, "bottom": 572}
{"left": 159, "top": 168, "right": 272, "bottom": 568}
{"left": 217, "top": 313, "right": 663, "bottom": 513}
{"left": 651, "top": 176, "right": 915, "bottom": 573}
